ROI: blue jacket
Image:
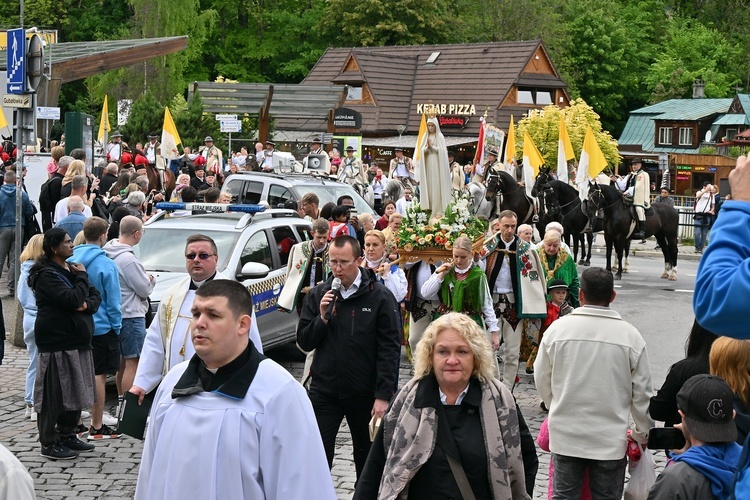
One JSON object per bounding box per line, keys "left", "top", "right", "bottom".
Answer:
{"left": 0, "top": 184, "right": 33, "bottom": 228}
{"left": 71, "top": 244, "right": 122, "bottom": 336}
{"left": 693, "top": 201, "right": 750, "bottom": 338}
{"left": 55, "top": 211, "right": 87, "bottom": 240}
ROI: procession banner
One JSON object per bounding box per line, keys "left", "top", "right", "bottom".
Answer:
{"left": 522, "top": 130, "right": 545, "bottom": 198}
{"left": 557, "top": 114, "right": 575, "bottom": 184}
{"left": 161, "top": 106, "right": 182, "bottom": 159}
{"left": 97, "top": 96, "right": 110, "bottom": 145}
{"left": 576, "top": 126, "right": 607, "bottom": 200}
{"left": 504, "top": 116, "right": 516, "bottom": 166}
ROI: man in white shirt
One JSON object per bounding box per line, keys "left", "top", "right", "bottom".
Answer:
{"left": 54, "top": 175, "right": 92, "bottom": 223}
{"left": 395, "top": 187, "right": 413, "bottom": 216}
{"left": 129, "top": 234, "right": 262, "bottom": 404}
{"left": 106, "top": 131, "right": 124, "bottom": 162}
{"left": 135, "top": 280, "right": 335, "bottom": 500}
{"left": 144, "top": 134, "right": 160, "bottom": 166}
{"left": 534, "top": 266, "right": 653, "bottom": 499}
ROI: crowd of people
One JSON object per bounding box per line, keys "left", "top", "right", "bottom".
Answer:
{"left": 3, "top": 125, "right": 750, "bottom": 500}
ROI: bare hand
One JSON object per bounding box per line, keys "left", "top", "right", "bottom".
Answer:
{"left": 75, "top": 302, "right": 88, "bottom": 312}
{"left": 69, "top": 262, "right": 86, "bottom": 273}
{"left": 154, "top": 193, "right": 164, "bottom": 202}
{"left": 436, "top": 262, "right": 452, "bottom": 277}
{"left": 129, "top": 385, "right": 146, "bottom": 405}
{"left": 491, "top": 331, "right": 500, "bottom": 351}
{"left": 349, "top": 215, "right": 360, "bottom": 230}
{"left": 91, "top": 178, "right": 101, "bottom": 188}
{"left": 729, "top": 155, "right": 750, "bottom": 202}
{"left": 318, "top": 290, "right": 336, "bottom": 324}
{"left": 372, "top": 398, "right": 389, "bottom": 420}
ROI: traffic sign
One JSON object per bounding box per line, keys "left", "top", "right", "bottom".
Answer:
{"left": 2, "top": 94, "right": 31, "bottom": 108}
{"left": 215, "top": 114, "right": 237, "bottom": 121}
{"left": 220, "top": 119, "right": 242, "bottom": 133}
{"left": 6, "top": 28, "right": 26, "bottom": 94}
{"left": 36, "top": 106, "right": 60, "bottom": 120}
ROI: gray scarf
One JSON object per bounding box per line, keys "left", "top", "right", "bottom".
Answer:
{"left": 378, "top": 375, "right": 529, "bottom": 499}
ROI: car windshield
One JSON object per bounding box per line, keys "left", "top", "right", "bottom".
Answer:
{"left": 299, "top": 184, "right": 375, "bottom": 215}
{"left": 136, "top": 228, "right": 239, "bottom": 272}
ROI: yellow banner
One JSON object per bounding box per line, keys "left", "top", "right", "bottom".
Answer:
{"left": 0, "top": 30, "right": 57, "bottom": 52}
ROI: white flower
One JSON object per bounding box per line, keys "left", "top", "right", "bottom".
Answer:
{"left": 440, "top": 224, "right": 451, "bottom": 231}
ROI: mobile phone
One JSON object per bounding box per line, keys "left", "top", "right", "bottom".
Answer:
{"left": 146, "top": 201, "right": 154, "bottom": 216}
{"left": 349, "top": 208, "right": 358, "bottom": 216}
{"left": 647, "top": 427, "right": 686, "bottom": 450}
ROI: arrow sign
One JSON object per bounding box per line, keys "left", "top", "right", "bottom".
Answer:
{"left": 6, "top": 28, "right": 26, "bottom": 95}
{"left": 220, "top": 120, "right": 242, "bottom": 133}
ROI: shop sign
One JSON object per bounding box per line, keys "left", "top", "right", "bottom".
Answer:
{"left": 377, "top": 148, "right": 393, "bottom": 156}
{"left": 438, "top": 115, "right": 469, "bottom": 128}
{"left": 676, "top": 165, "right": 691, "bottom": 171}
{"left": 416, "top": 103, "right": 476, "bottom": 116}
{"left": 708, "top": 167, "right": 717, "bottom": 173}
{"left": 676, "top": 174, "right": 690, "bottom": 180}
{"left": 333, "top": 107, "right": 362, "bottom": 129}
{"left": 694, "top": 166, "right": 707, "bottom": 172}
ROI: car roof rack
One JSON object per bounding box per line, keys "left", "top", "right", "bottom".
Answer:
{"left": 148, "top": 202, "right": 301, "bottom": 229}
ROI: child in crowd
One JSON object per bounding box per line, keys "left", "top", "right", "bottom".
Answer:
{"left": 328, "top": 205, "right": 350, "bottom": 240}
{"left": 526, "top": 279, "right": 574, "bottom": 373}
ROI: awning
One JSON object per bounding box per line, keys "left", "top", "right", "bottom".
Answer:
{"left": 360, "top": 135, "right": 477, "bottom": 148}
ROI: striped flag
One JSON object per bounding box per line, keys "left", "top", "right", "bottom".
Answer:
{"left": 576, "top": 126, "right": 608, "bottom": 200}
{"left": 557, "top": 114, "right": 575, "bottom": 183}
{"left": 160, "top": 106, "right": 182, "bottom": 159}
{"left": 522, "top": 130, "right": 545, "bottom": 198}
{"left": 472, "top": 116, "right": 486, "bottom": 175}
{"left": 97, "top": 95, "right": 110, "bottom": 144}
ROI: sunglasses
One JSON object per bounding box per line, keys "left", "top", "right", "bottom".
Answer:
{"left": 185, "top": 253, "right": 216, "bottom": 260}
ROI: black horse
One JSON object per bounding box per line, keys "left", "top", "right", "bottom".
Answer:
{"left": 532, "top": 168, "right": 598, "bottom": 266}
{"left": 586, "top": 182, "right": 679, "bottom": 281}
{"left": 485, "top": 169, "right": 538, "bottom": 227}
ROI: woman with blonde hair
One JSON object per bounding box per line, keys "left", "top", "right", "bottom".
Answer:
{"left": 17, "top": 234, "right": 45, "bottom": 420}
{"left": 710, "top": 337, "right": 750, "bottom": 443}
{"left": 421, "top": 235, "right": 500, "bottom": 349}
{"left": 362, "top": 230, "right": 407, "bottom": 302}
{"left": 355, "top": 312, "right": 531, "bottom": 499}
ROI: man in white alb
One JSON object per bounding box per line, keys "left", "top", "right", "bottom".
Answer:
{"left": 128, "top": 234, "right": 262, "bottom": 403}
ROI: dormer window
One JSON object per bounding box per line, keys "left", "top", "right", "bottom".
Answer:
{"left": 347, "top": 86, "right": 362, "bottom": 101}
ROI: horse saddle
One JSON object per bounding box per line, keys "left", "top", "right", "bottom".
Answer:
{"left": 627, "top": 205, "right": 654, "bottom": 222}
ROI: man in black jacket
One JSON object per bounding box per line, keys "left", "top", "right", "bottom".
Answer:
{"left": 297, "top": 235, "right": 401, "bottom": 480}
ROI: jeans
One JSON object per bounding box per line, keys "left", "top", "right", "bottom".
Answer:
{"left": 23, "top": 314, "right": 37, "bottom": 404}
{"left": 694, "top": 218, "right": 709, "bottom": 250}
{"left": 0, "top": 227, "right": 16, "bottom": 291}
{"left": 552, "top": 453, "right": 627, "bottom": 500}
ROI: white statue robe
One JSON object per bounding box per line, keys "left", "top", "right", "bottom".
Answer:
{"left": 135, "top": 357, "right": 337, "bottom": 500}
{"left": 133, "top": 272, "right": 263, "bottom": 394}
{"left": 415, "top": 118, "right": 453, "bottom": 214}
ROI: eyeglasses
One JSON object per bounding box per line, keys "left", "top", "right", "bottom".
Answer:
{"left": 185, "top": 253, "right": 216, "bottom": 260}
{"left": 329, "top": 260, "right": 356, "bottom": 269}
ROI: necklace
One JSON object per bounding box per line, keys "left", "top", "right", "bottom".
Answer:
{"left": 539, "top": 248, "right": 569, "bottom": 281}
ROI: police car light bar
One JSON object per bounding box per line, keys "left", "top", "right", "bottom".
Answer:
{"left": 155, "top": 202, "right": 266, "bottom": 214}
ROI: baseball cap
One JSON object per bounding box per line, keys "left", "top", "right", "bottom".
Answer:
{"left": 677, "top": 374, "right": 737, "bottom": 443}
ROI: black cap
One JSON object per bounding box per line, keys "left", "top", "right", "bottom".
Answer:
{"left": 345, "top": 146, "right": 356, "bottom": 152}
{"left": 394, "top": 147, "right": 404, "bottom": 152}
{"left": 148, "top": 133, "right": 158, "bottom": 139}
{"left": 265, "top": 140, "right": 275, "bottom": 146}
{"left": 677, "top": 374, "right": 737, "bottom": 443}
{"left": 547, "top": 279, "right": 569, "bottom": 292}
{"left": 312, "top": 137, "right": 322, "bottom": 144}
{"left": 630, "top": 158, "right": 643, "bottom": 165}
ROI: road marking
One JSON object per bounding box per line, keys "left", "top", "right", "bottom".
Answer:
{"left": 675, "top": 289, "right": 694, "bottom": 293}
{"left": 614, "top": 285, "right": 622, "bottom": 288}
{"left": 686, "top": 273, "right": 697, "bottom": 277}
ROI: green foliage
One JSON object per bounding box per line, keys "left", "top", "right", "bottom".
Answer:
{"left": 699, "top": 146, "right": 717, "bottom": 155}
{"left": 516, "top": 99, "right": 620, "bottom": 170}
{"left": 172, "top": 91, "right": 221, "bottom": 151}
{"left": 645, "top": 17, "right": 742, "bottom": 102}
{"left": 120, "top": 94, "right": 164, "bottom": 146}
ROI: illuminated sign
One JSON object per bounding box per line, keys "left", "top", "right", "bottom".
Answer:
{"left": 676, "top": 165, "right": 691, "bottom": 171}
{"left": 416, "top": 103, "right": 476, "bottom": 116}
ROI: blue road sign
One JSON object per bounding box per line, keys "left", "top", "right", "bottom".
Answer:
{"left": 6, "top": 28, "right": 26, "bottom": 94}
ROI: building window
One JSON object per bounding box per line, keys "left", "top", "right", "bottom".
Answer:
{"left": 346, "top": 86, "right": 362, "bottom": 101}
{"left": 678, "top": 127, "right": 692, "bottom": 146}
{"left": 727, "top": 128, "right": 738, "bottom": 140}
{"left": 536, "top": 91, "right": 553, "bottom": 105}
{"left": 658, "top": 127, "right": 673, "bottom": 145}
{"left": 517, "top": 87, "right": 555, "bottom": 105}
{"left": 517, "top": 89, "right": 534, "bottom": 104}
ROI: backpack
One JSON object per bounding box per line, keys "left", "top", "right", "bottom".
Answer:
{"left": 39, "top": 178, "right": 54, "bottom": 212}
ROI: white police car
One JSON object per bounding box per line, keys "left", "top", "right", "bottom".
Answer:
{"left": 137, "top": 202, "right": 311, "bottom": 350}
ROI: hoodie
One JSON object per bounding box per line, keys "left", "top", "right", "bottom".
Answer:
{"left": 102, "top": 239, "right": 154, "bottom": 318}
{"left": 0, "top": 183, "right": 34, "bottom": 228}
{"left": 673, "top": 442, "right": 742, "bottom": 499}
{"left": 72, "top": 244, "right": 122, "bottom": 336}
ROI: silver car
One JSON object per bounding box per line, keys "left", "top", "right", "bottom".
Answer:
{"left": 137, "top": 208, "right": 311, "bottom": 350}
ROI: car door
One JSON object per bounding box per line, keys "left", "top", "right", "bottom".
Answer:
{"left": 267, "top": 224, "right": 301, "bottom": 344}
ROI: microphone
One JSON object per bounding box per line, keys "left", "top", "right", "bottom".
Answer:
{"left": 323, "top": 278, "right": 342, "bottom": 321}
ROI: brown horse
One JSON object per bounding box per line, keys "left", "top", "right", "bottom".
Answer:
{"left": 146, "top": 164, "right": 176, "bottom": 200}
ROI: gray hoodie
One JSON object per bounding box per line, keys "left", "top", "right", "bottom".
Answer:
{"left": 103, "top": 239, "right": 155, "bottom": 318}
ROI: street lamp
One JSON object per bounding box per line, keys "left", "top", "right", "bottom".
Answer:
{"left": 396, "top": 125, "right": 406, "bottom": 138}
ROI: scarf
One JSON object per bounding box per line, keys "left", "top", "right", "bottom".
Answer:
{"left": 440, "top": 264, "right": 485, "bottom": 315}
{"left": 378, "top": 375, "right": 529, "bottom": 499}
{"left": 672, "top": 442, "right": 742, "bottom": 499}
{"left": 539, "top": 247, "right": 569, "bottom": 281}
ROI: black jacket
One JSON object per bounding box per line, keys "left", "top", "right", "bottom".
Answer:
{"left": 30, "top": 261, "right": 102, "bottom": 353}
{"left": 297, "top": 269, "right": 401, "bottom": 401}
{"left": 649, "top": 356, "right": 709, "bottom": 427}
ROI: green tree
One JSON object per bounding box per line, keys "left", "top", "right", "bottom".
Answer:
{"left": 171, "top": 91, "right": 221, "bottom": 151}
{"left": 120, "top": 93, "right": 164, "bottom": 146}
{"left": 644, "top": 17, "right": 742, "bottom": 101}
{"left": 515, "top": 99, "right": 620, "bottom": 171}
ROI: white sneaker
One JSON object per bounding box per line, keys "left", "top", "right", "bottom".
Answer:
{"left": 30, "top": 410, "right": 37, "bottom": 422}
{"left": 101, "top": 412, "right": 118, "bottom": 426}
{"left": 80, "top": 410, "right": 91, "bottom": 419}
{"left": 24, "top": 404, "right": 32, "bottom": 419}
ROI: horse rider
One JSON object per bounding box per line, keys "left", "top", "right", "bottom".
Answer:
{"left": 612, "top": 158, "right": 650, "bottom": 240}
{"left": 303, "top": 137, "right": 331, "bottom": 173}
{"left": 449, "top": 150, "right": 465, "bottom": 192}
{"left": 106, "top": 131, "right": 126, "bottom": 162}
{"left": 473, "top": 147, "right": 500, "bottom": 184}
{"left": 389, "top": 147, "right": 416, "bottom": 189}
{"left": 144, "top": 133, "right": 161, "bottom": 167}
{"left": 338, "top": 146, "right": 367, "bottom": 186}
{"left": 200, "top": 136, "right": 224, "bottom": 177}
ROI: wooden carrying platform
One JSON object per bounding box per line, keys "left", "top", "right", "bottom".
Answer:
{"left": 394, "top": 237, "right": 484, "bottom": 265}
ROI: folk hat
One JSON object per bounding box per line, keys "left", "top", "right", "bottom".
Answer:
{"left": 111, "top": 131, "right": 123, "bottom": 138}
{"left": 346, "top": 146, "right": 356, "bottom": 152}
{"left": 547, "top": 279, "right": 569, "bottom": 292}
{"left": 677, "top": 374, "right": 737, "bottom": 443}
{"left": 312, "top": 137, "right": 322, "bottom": 144}
{"left": 148, "top": 133, "right": 158, "bottom": 139}
{"left": 205, "top": 136, "right": 214, "bottom": 142}
{"left": 488, "top": 147, "right": 499, "bottom": 156}
{"left": 265, "top": 140, "right": 275, "bottom": 147}
{"left": 630, "top": 157, "right": 643, "bottom": 165}
{"left": 134, "top": 154, "right": 149, "bottom": 166}
{"left": 394, "top": 147, "right": 404, "bottom": 152}
{"left": 194, "top": 155, "right": 207, "bottom": 167}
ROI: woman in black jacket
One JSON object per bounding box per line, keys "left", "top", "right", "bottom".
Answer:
{"left": 30, "top": 228, "right": 102, "bottom": 460}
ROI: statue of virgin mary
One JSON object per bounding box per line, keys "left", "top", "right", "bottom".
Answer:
{"left": 415, "top": 117, "right": 452, "bottom": 215}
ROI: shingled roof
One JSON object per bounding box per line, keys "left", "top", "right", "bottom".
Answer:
{"left": 279, "top": 40, "right": 568, "bottom": 137}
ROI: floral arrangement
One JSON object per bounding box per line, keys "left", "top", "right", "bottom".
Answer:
{"left": 396, "top": 196, "right": 487, "bottom": 252}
